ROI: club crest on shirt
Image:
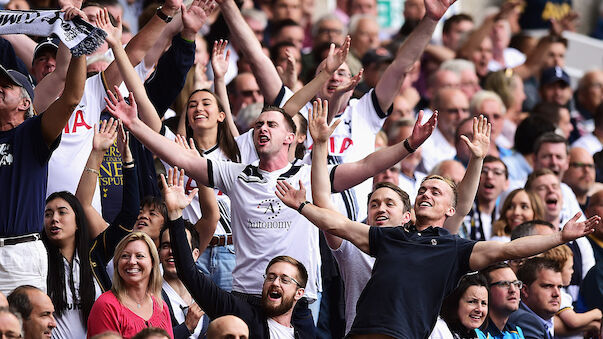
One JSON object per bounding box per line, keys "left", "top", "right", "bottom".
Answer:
{"left": 0, "top": 143, "right": 13, "bottom": 167}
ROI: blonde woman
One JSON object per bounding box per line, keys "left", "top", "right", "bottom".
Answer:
{"left": 87, "top": 232, "right": 172, "bottom": 338}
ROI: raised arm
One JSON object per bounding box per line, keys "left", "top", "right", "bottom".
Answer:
{"left": 374, "top": 0, "right": 456, "bottom": 112}
{"left": 98, "top": 9, "right": 163, "bottom": 133}
{"left": 443, "top": 115, "right": 490, "bottom": 233}
{"left": 276, "top": 180, "right": 371, "bottom": 253}
{"left": 217, "top": 0, "right": 282, "bottom": 103}
{"left": 469, "top": 213, "right": 601, "bottom": 270}
{"left": 332, "top": 110, "right": 437, "bottom": 192}
{"left": 102, "top": 0, "right": 183, "bottom": 91}
{"left": 309, "top": 99, "right": 349, "bottom": 250}
{"left": 105, "top": 90, "right": 211, "bottom": 186}
{"left": 281, "top": 38, "right": 352, "bottom": 118}
{"left": 75, "top": 119, "right": 118, "bottom": 238}
{"left": 33, "top": 7, "right": 84, "bottom": 113}
{"left": 174, "top": 135, "right": 219, "bottom": 248}
{"left": 40, "top": 54, "right": 86, "bottom": 146}
{"left": 211, "top": 40, "right": 239, "bottom": 137}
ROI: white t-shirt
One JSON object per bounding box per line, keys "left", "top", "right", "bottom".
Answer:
{"left": 162, "top": 281, "right": 206, "bottom": 338}
{"left": 209, "top": 160, "right": 328, "bottom": 300}
{"left": 267, "top": 318, "right": 294, "bottom": 339}
{"left": 53, "top": 254, "right": 102, "bottom": 339}
{"left": 161, "top": 128, "right": 257, "bottom": 235}
{"left": 419, "top": 127, "right": 456, "bottom": 173}
{"left": 47, "top": 63, "right": 150, "bottom": 214}
{"left": 330, "top": 239, "right": 375, "bottom": 335}
{"left": 428, "top": 317, "right": 454, "bottom": 339}
{"left": 571, "top": 133, "right": 602, "bottom": 156}
{"left": 488, "top": 48, "right": 526, "bottom": 72}
{"left": 277, "top": 87, "right": 388, "bottom": 221}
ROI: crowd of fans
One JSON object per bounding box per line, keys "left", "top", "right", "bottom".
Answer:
{"left": 1, "top": 0, "right": 603, "bottom": 337}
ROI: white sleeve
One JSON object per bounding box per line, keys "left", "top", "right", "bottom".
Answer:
{"left": 235, "top": 129, "right": 259, "bottom": 164}
{"left": 350, "top": 89, "right": 388, "bottom": 133}
{"left": 274, "top": 85, "right": 312, "bottom": 119}
{"left": 207, "top": 159, "right": 244, "bottom": 195}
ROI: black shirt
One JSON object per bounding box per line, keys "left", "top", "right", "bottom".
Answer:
{"left": 349, "top": 225, "right": 476, "bottom": 338}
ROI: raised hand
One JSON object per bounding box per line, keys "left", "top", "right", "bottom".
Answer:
{"left": 407, "top": 110, "right": 437, "bottom": 150}
{"left": 324, "top": 36, "right": 351, "bottom": 74}
{"left": 334, "top": 68, "right": 363, "bottom": 95}
{"left": 62, "top": 5, "right": 86, "bottom": 21}
{"left": 93, "top": 118, "right": 118, "bottom": 152}
{"left": 164, "top": 0, "right": 184, "bottom": 17}
{"left": 309, "top": 98, "right": 340, "bottom": 143}
{"left": 161, "top": 167, "right": 199, "bottom": 217}
{"left": 275, "top": 180, "right": 307, "bottom": 210}
{"left": 182, "top": 0, "right": 216, "bottom": 37}
{"left": 174, "top": 135, "right": 202, "bottom": 159}
{"left": 58, "top": 0, "right": 82, "bottom": 11}
{"left": 96, "top": 7, "right": 122, "bottom": 47}
{"left": 116, "top": 120, "right": 133, "bottom": 163}
{"left": 561, "top": 212, "right": 600, "bottom": 242}
{"left": 105, "top": 86, "right": 138, "bottom": 127}
{"left": 460, "top": 115, "right": 490, "bottom": 159}
{"left": 424, "top": 0, "right": 457, "bottom": 21}
{"left": 211, "top": 40, "right": 230, "bottom": 80}
{"left": 276, "top": 49, "right": 298, "bottom": 89}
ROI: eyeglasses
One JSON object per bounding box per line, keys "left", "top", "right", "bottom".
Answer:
{"left": 481, "top": 167, "right": 506, "bottom": 177}
{"left": 334, "top": 70, "right": 352, "bottom": 78}
{"left": 569, "top": 162, "right": 595, "bottom": 170}
{"left": 444, "top": 107, "right": 469, "bottom": 114}
{"left": 240, "top": 89, "right": 261, "bottom": 97}
{"left": 490, "top": 280, "right": 523, "bottom": 289}
{"left": 263, "top": 273, "right": 302, "bottom": 287}
{"left": 0, "top": 332, "right": 22, "bottom": 339}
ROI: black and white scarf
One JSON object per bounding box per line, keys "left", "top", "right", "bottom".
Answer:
{"left": 0, "top": 10, "right": 106, "bottom": 56}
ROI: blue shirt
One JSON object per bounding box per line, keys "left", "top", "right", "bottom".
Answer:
{"left": 483, "top": 318, "right": 525, "bottom": 339}
{"left": 350, "top": 225, "right": 476, "bottom": 338}
{"left": 0, "top": 115, "right": 59, "bottom": 236}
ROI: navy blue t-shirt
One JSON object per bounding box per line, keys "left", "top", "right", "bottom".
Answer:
{"left": 519, "top": 0, "right": 572, "bottom": 30}
{"left": 0, "top": 115, "right": 59, "bottom": 236}
{"left": 349, "top": 225, "right": 476, "bottom": 339}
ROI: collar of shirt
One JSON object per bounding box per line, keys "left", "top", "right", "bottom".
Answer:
{"left": 521, "top": 301, "right": 554, "bottom": 337}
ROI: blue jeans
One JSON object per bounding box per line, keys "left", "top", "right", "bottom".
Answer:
{"left": 195, "top": 244, "right": 236, "bottom": 292}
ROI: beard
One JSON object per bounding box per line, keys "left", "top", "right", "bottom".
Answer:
{"left": 261, "top": 288, "right": 296, "bottom": 318}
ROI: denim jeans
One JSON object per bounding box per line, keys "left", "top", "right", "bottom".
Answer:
{"left": 195, "top": 244, "right": 236, "bottom": 292}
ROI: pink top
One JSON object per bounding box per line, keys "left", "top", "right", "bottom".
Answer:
{"left": 87, "top": 291, "right": 173, "bottom": 339}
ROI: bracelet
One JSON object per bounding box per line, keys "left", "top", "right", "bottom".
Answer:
{"left": 403, "top": 139, "right": 416, "bottom": 153}
{"left": 297, "top": 201, "right": 311, "bottom": 213}
{"left": 155, "top": 6, "right": 173, "bottom": 23}
{"left": 123, "top": 161, "right": 135, "bottom": 167}
{"left": 84, "top": 167, "right": 100, "bottom": 176}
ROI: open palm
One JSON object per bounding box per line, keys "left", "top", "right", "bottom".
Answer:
{"left": 425, "top": 0, "right": 457, "bottom": 21}
{"left": 460, "top": 115, "right": 490, "bottom": 159}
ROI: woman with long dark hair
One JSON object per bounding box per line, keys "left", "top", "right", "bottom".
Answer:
{"left": 43, "top": 191, "right": 97, "bottom": 338}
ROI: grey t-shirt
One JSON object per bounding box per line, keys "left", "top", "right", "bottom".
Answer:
{"left": 331, "top": 239, "right": 375, "bottom": 334}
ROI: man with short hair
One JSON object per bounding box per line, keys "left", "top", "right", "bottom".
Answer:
{"left": 539, "top": 66, "right": 572, "bottom": 107}
{"left": 532, "top": 132, "right": 585, "bottom": 226}
{"left": 8, "top": 286, "right": 57, "bottom": 339}
{"left": 441, "top": 14, "right": 474, "bottom": 51}
{"left": 347, "top": 15, "right": 380, "bottom": 75}
{"left": 228, "top": 72, "right": 264, "bottom": 117}
{"left": 480, "top": 263, "right": 525, "bottom": 338}
{"left": 508, "top": 257, "right": 564, "bottom": 339}
{"left": 206, "top": 315, "right": 249, "bottom": 339}
{"left": 576, "top": 70, "right": 603, "bottom": 125}
{"left": 276, "top": 113, "right": 600, "bottom": 338}
{"left": 420, "top": 87, "right": 469, "bottom": 172}
{"left": 30, "top": 37, "right": 58, "bottom": 84}
{"left": 563, "top": 147, "right": 596, "bottom": 212}
{"left": 0, "top": 50, "right": 86, "bottom": 294}
{"left": 159, "top": 224, "right": 208, "bottom": 338}
{"left": 461, "top": 156, "right": 508, "bottom": 240}
{"left": 469, "top": 90, "right": 511, "bottom": 155}
{"left": 0, "top": 306, "right": 23, "bottom": 339}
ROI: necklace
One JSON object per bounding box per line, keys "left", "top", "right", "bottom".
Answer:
{"left": 126, "top": 291, "right": 149, "bottom": 309}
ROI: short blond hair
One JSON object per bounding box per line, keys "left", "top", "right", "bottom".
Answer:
{"left": 541, "top": 244, "right": 573, "bottom": 270}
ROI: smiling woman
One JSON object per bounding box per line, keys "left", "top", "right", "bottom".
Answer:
{"left": 436, "top": 274, "right": 490, "bottom": 339}
{"left": 87, "top": 232, "right": 173, "bottom": 339}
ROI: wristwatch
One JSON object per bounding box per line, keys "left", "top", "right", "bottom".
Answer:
{"left": 156, "top": 6, "right": 173, "bottom": 23}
